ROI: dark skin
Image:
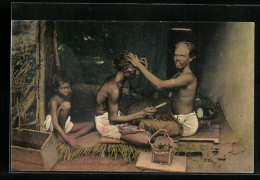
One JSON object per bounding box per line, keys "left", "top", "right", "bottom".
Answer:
{"left": 95, "top": 65, "right": 156, "bottom": 146}
{"left": 128, "top": 42, "right": 197, "bottom": 115}
{"left": 48, "top": 81, "right": 94, "bottom": 149}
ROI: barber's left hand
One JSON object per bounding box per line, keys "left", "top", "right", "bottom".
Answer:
{"left": 127, "top": 53, "right": 141, "bottom": 67}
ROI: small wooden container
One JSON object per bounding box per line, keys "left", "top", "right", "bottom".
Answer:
{"left": 11, "top": 128, "right": 58, "bottom": 171}
{"left": 149, "top": 129, "right": 175, "bottom": 165}
{"left": 152, "top": 147, "right": 174, "bottom": 165}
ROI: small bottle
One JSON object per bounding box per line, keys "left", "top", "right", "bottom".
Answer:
{"left": 197, "top": 107, "right": 204, "bottom": 119}
{"left": 195, "top": 88, "right": 203, "bottom": 118}
{"left": 195, "top": 88, "right": 201, "bottom": 108}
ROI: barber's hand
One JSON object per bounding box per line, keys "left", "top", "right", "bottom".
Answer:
{"left": 127, "top": 53, "right": 142, "bottom": 68}
{"left": 137, "top": 107, "right": 157, "bottom": 119}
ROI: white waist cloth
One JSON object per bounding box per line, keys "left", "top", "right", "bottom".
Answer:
{"left": 95, "top": 112, "right": 123, "bottom": 140}
{"left": 172, "top": 111, "right": 198, "bottom": 137}
{"left": 44, "top": 115, "right": 74, "bottom": 134}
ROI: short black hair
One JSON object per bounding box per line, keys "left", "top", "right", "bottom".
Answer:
{"left": 52, "top": 70, "right": 72, "bottom": 89}
{"left": 112, "top": 50, "right": 132, "bottom": 70}
{"left": 112, "top": 50, "right": 148, "bottom": 71}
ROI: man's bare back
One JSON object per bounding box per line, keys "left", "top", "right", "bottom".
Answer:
{"left": 95, "top": 74, "right": 123, "bottom": 116}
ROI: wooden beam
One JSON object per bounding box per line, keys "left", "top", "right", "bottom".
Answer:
{"left": 39, "top": 21, "right": 46, "bottom": 131}
{"left": 35, "top": 20, "right": 40, "bottom": 131}
{"left": 171, "top": 28, "right": 192, "bottom": 31}
{"left": 53, "top": 22, "right": 61, "bottom": 71}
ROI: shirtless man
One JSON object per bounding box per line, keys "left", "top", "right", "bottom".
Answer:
{"left": 128, "top": 41, "right": 198, "bottom": 137}
{"left": 95, "top": 50, "right": 156, "bottom": 147}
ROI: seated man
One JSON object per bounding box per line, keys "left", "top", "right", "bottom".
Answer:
{"left": 128, "top": 41, "right": 199, "bottom": 137}
{"left": 95, "top": 50, "right": 156, "bottom": 147}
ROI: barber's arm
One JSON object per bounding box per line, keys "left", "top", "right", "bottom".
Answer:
{"left": 128, "top": 53, "right": 194, "bottom": 89}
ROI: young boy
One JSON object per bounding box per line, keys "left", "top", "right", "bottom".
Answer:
{"left": 45, "top": 70, "right": 95, "bottom": 148}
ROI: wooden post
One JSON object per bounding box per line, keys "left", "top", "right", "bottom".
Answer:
{"left": 53, "top": 22, "right": 61, "bottom": 71}
{"left": 35, "top": 20, "right": 40, "bottom": 131}
{"left": 36, "top": 21, "right": 58, "bottom": 131}
{"left": 38, "top": 21, "right": 47, "bottom": 131}
{"left": 44, "top": 21, "right": 56, "bottom": 106}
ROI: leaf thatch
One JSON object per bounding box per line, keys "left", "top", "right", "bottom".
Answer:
{"left": 54, "top": 136, "right": 149, "bottom": 162}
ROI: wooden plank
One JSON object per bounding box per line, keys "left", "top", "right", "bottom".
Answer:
{"left": 11, "top": 129, "right": 58, "bottom": 171}
{"left": 12, "top": 128, "right": 50, "bottom": 149}
{"left": 11, "top": 160, "right": 45, "bottom": 171}
{"left": 178, "top": 124, "right": 220, "bottom": 143}
{"left": 41, "top": 134, "right": 58, "bottom": 170}
{"left": 136, "top": 152, "right": 186, "bottom": 172}
{"left": 11, "top": 146, "right": 43, "bottom": 165}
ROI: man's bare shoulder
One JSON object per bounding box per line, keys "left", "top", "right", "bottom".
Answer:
{"left": 181, "top": 72, "right": 197, "bottom": 80}
{"left": 48, "top": 94, "right": 64, "bottom": 105}
{"left": 102, "top": 75, "right": 119, "bottom": 89}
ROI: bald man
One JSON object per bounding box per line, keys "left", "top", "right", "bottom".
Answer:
{"left": 128, "top": 41, "right": 199, "bottom": 137}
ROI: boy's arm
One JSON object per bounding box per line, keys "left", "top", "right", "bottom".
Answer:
{"left": 128, "top": 54, "right": 194, "bottom": 89}
{"left": 50, "top": 100, "right": 77, "bottom": 147}
{"left": 108, "top": 88, "right": 156, "bottom": 124}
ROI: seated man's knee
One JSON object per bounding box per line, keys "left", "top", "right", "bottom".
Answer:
{"left": 60, "top": 101, "right": 71, "bottom": 111}
{"left": 144, "top": 136, "right": 150, "bottom": 145}
{"left": 139, "top": 134, "right": 150, "bottom": 146}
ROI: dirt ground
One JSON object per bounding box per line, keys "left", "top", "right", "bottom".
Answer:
{"left": 52, "top": 110, "right": 254, "bottom": 173}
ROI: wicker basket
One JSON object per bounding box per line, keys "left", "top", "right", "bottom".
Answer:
{"left": 149, "top": 129, "right": 175, "bottom": 165}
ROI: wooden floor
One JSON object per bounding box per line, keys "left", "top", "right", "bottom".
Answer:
{"left": 51, "top": 109, "right": 253, "bottom": 173}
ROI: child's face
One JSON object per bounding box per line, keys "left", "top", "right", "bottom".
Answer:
{"left": 57, "top": 81, "right": 71, "bottom": 97}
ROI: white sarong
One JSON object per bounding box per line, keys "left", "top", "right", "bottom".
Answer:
{"left": 172, "top": 111, "right": 198, "bottom": 137}
{"left": 95, "top": 112, "right": 122, "bottom": 139}
{"left": 44, "top": 115, "right": 74, "bottom": 134}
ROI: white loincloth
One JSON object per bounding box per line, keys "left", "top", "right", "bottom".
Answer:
{"left": 171, "top": 111, "right": 199, "bottom": 137}
{"left": 95, "top": 112, "right": 125, "bottom": 140}
{"left": 44, "top": 115, "right": 74, "bottom": 134}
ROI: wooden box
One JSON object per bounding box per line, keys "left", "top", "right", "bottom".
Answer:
{"left": 11, "top": 128, "right": 58, "bottom": 171}
{"left": 152, "top": 147, "right": 174, "bottom": 165}
{"left": 149, "top": 129, "right": 175, "bottom": 165}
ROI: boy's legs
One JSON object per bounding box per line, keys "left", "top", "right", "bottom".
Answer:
{"left": 57, "top": 101, "right": 71, "bottom": 129}
{"left": 56, "top": 101, "right": 71, "bottom": 142}
{"left": 57, "top": 101, "right": 95, "bottom": 139}
{"left": 68, "top": 121, "right": 95, "bottom": 139}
